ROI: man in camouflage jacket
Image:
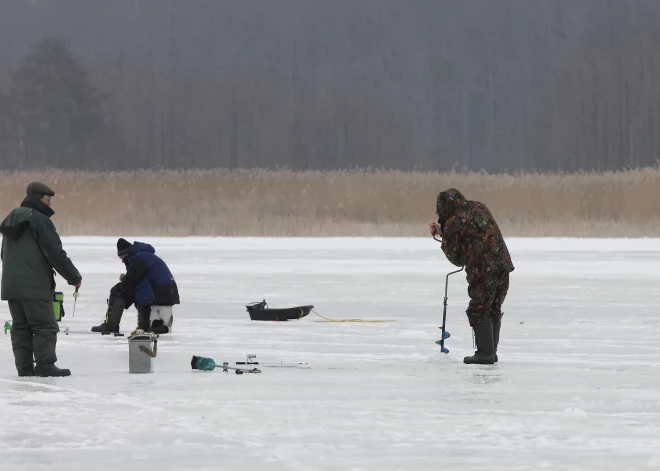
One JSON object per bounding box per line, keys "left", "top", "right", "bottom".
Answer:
{"left": 429, "top": 188, "right": 514, "bottom": 364}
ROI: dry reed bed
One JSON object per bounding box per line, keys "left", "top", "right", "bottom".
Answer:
{"left": 0, "top": 169, "right": 659, "bottom": 237}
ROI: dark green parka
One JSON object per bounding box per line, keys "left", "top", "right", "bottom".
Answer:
{"left": 0, "top": 197, "right": 81, "bottom": 301}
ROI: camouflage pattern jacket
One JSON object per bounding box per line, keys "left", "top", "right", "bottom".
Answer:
{"left": 436, "top": 188, "right": 514, "bottom": 283}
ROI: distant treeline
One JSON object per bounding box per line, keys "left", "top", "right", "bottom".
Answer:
{"left": 1, "top": 0, "right": 659, "bottom": 173}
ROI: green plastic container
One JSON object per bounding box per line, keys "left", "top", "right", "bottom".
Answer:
{"left": 53, "top": 292, "right": 64, "bottom": 321}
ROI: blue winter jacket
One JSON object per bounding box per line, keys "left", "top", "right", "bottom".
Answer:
{"left": 122, "top": 242, "right": 180, "bottom": 308}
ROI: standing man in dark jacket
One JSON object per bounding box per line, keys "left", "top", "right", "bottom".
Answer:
{"left": 91, "top": 238, "right": 179, "bottom": 334}
{"left": 429, "top": 188, "right": 514, "bottom": 365}
{"left": 0, "top": 182, "right": 82, "bottom": 377}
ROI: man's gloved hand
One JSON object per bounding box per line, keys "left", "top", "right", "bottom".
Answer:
{"left": 119, "top": 273, "right": 125, "bottom": 281}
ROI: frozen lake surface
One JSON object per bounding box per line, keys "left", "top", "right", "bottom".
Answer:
{"left": 1, "top": 237, "right": 659, "bottom": 470}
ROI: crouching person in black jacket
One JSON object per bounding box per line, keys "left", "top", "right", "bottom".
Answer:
{"left": 91, "top": 238, "right": 180, "bottom": 334}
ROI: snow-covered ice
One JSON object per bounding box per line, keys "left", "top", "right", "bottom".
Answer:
{"left": 1, "top": 237, "right": 660, "bottom": 471}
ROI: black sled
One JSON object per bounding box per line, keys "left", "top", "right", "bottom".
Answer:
{"left": 246, "top": 300, "right": 313, "bottom": 322}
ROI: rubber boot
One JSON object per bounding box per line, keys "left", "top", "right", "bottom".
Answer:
{"left": 91, "top": 296, "right": 124, "bottom": 333}
{"left": 11, "top": 327, "right": 35, "bottom": 376}
{"left": 34, "top": 363, "right": 71, "bottom": 377}
{"left": 493, "top": 320, "right": 501, "bottom": 363}
{"left": 463, "top": 322, "right": 495, "bottom": 365}
{"left": 150, "top": 320, "right": 170, "bottom": 334}
{"left": 17, "top": 366, "right": 35, "bottom": 377}
{"left": 136, "top": 306, "right": 152, "bottom": 332}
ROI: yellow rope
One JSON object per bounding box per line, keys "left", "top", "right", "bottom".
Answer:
{"left": 311, "top": 309, "right": 396, "bottom": 323}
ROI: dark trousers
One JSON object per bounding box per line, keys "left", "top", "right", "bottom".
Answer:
{"left": 466, "top": 271, "right": 510, "bottom": 327}
{"left": 9, "top": 300, "right": 59, "bottom": 370}
{"left": 108, "top": 282, "right": 152, "bottom": 331}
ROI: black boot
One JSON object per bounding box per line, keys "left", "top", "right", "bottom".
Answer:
{"left": 136, "top": 306, "right": 152, "bottom": 332}
{"left": 91, "top": 296, "right": 124, "bottom": 333}
{"left": 34, "top": 363, "right": 71, "bottom": 377}
{"left": 150, "top": 320, "right": 169, "bottom": 334}
{"left": 10, "top": 320, "right": 36, "bottom": 377}
{"left": 463, "top": 322, "right": 495, "bottom": 365}
{"left": 17, "top": 365, "right": 35, "bottom": 377}
{"left": 493, "top": 320, "right": 501, "bottom": 363}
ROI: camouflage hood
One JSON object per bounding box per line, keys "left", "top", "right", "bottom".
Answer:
{"left": 436, "top": 188, "right": 468, "bottom": 225}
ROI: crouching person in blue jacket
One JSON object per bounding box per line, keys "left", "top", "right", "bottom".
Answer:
{"left": 91, "top": 238, "right": 180, "bottom": 334}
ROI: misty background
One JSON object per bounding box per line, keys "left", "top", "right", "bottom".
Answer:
{"left": 1, "top": 0, "right": 659, "bottom": 173}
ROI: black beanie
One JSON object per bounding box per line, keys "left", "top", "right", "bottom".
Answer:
{"left": 117, "top": 238, "right": 132, "bottom": 255}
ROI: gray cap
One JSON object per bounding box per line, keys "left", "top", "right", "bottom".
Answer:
{"left": 26, "top": 182, "right": 55, "bottom": 197}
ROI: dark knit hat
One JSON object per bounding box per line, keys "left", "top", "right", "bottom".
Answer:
{"left": 117, "top": 238, "right": 133, "bottom": 256}
{"left": 26, "top": 182, "right": 55, "bottom": 198}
